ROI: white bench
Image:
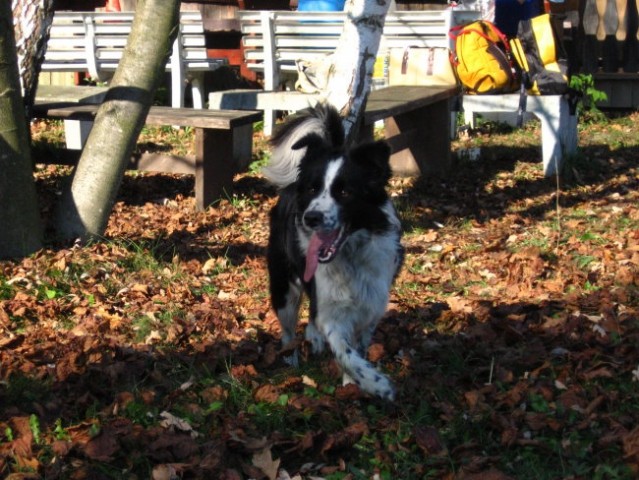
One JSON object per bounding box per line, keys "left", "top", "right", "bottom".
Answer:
{"left": 210, "top": 8, "right": 480, "bottom": 135}
{"left": 42, "top": 11, "right": 226, "bottom": 109}
{"left": 460, "top": 94, "right": 578, "bottom": 177}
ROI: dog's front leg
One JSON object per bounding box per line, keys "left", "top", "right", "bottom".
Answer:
{"left": 317, "top": 312, "right": 395, "bottom": 401}
{"left": 304, "top": 320, "right": 326, "bottom": 354}
{"left": 273, "top": 279, "right": 304, "bottom": 366}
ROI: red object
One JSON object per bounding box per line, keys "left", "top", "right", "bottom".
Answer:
{"left": 105, "top": 0, "right": 121, "bottom": 11}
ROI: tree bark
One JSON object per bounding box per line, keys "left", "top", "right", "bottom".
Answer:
{"left": 0, "top": 0, "right": 43, "bottom": 258}
{"left": 54, "top": 0, "right": 181, "bottom": 241}
{"left": 325, "top": 0, "right": 392, "bottom": 143}
{"left": 12, "top": 0, "right": 54, "bottom": 120}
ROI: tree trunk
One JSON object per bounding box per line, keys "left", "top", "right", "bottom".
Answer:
{"left": 0, "top": 0, "right": 43, "bottom": 258}
{"left": 12, "top": 0, "right": 54, "bottom": 120}
{"left": 326, "top": 0, "right": 392, "bottom": 142}
{"left": 54, "top": 0, "right": 181, "bottom": 241}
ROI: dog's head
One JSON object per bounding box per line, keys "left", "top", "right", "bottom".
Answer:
{"left": 292, "top": 133, "right": 392, "bottom": 281}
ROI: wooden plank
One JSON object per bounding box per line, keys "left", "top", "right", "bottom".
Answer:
{"left": 364, "top": 85, "right": 459, "bottom": 124}
{"left": 35, "top": 85, "right": 108, "bottom": 103}
{"left": 32, "top": 102, "right": 262, "bottom": 129}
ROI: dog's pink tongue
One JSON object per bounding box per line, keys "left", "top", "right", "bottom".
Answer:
{"left": 304, "top": 233, "right": 323, "bottom": 282}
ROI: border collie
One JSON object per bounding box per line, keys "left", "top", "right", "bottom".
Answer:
{"left": 263, "top": 104, "right": 403, "bottom": 401}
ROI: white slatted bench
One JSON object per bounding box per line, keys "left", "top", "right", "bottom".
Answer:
{"left": 32, "top": 99, "right": 261, "bottom": 211}
{"left": 42, "top": 11, "right": 226, "bottom": 109}
{"left": 209, "top": 8, "right": 480, "bottom": 135}
{"left": 460, "top": 94, "right": 578, "bottom": 177}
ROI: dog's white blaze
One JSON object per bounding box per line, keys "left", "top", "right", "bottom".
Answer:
{"left": 305, "top": 157, "right": 344, "bottom": 229}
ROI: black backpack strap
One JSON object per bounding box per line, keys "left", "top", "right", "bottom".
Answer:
{"left": 517, "top": 81, "right": 527, "bottom": 128}
{"left": 565, "top": 87, "right": 581, "bottom": 116}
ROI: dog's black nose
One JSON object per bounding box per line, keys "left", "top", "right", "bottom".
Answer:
{"left": 303, "top": 211, "right": 323, "bottom": 229}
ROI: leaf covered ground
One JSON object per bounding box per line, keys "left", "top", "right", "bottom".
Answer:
{"left": 1, "top": 113, "right": 639, "bottom": 479}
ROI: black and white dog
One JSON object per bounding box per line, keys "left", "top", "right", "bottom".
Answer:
{"left": 263, "top": 104, "right": 404, "bottom": 401}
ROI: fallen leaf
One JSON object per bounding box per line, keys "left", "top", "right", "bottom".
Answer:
{"left": 414, "top": 425, "right": 446, "bottom": 455}
{"left": 252, "top": 448, "right": 280, "bottom": 480}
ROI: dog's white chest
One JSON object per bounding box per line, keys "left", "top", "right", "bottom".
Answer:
{"left": 313, "top": 231, "right": 398, "bottom": 312}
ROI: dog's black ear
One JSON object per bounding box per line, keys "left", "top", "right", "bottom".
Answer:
{"left": 351, "top": 140, "right": 392, "bottom": 185}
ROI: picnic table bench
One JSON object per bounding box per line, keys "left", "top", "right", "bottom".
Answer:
{"left": 214, "top": 8, "right": 577, "bottom": 176}
{"left": 213, "top": 85, "right": 459, "bottom": 177}
{"left": 361, "top": 85, "right": 458, "bottom": 176}
{"left": 211, "top": 8, "right": 480, "bottom": 136}
{"left": 32, "top": 99, "right": 261, "bottom": 211}
{"left": 42, "top": 10, "right": 225, "bottom": 109}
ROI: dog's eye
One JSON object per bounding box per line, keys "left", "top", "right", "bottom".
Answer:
{"left": 308, "top": 187, "right": 317, "bottom": 195}
{"left": 338, "top": 188, "right": 351, "bottom": 199}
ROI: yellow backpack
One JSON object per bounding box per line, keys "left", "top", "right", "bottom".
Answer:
{"left": 449, "top": 20, "right": 520, "bottom": 95}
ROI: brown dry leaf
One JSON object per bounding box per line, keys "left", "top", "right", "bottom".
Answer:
{"left": 252, "top": 448, "right": 280, "bottom": 480}
{"left": 152, "top": 464, "right": 189, "bottom": 480}
{"left": 447, "top": 296, "right": 473, "bottom": 314}
{"left": 253, "top": 384, "right": 281, "bottom": 403}
{"left": 83, "top": 430, "right": 119, "bottom": 461}
{"left": 201, "top": 385, "right": 228, "bottom": 403}
{"left": 149, "top": 432, "right": 199, "bottom": 461}
{"left": 52, "top": 439, "right": 73, "bottom": 457}
{"left": 414, "top": 425, "right": 446, "bottom": 455}
{"left": 368, "top": 342, "right": 386, "bottom": 362}
{"left": 464, "top": 390, "right": 485, "bottom": 410}
{"left": 230, "top": 364, "right": 258, "bottom": 379}
{"left": 321, "top": 422, "right": 368, "bottom": 455}
{"left": 623, "top": 426, "right": 639, "bottom": 461}
{"left": 334, "top": 383, "right": 364, "bottom": 401}
{"left": 131, "top": 283, "right": 150, "bottom": 295}
{"left": 581, "top": 366, "right": 614, "bottom": 381}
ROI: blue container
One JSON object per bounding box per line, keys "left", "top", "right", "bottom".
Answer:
{"left": 298, "top": 0, "right": 345, "bottom": 11}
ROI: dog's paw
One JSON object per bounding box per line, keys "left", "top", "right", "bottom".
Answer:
{"left": 342, "top": 371, "right": 395, "bottom": 401}
{"left": 364, "top": 373, "right": 396, "bottom": 402}
{"left": 282, "top": 349, "right": 299, "bottom": 367}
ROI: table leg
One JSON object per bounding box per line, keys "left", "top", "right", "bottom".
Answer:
{"left": 195, "top": 128, "right": 236, "bottom": 210}
{"left": 383, "top": 98, "right": 451, "bottom": 177}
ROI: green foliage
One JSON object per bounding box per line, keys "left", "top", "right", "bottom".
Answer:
{"left": 29, "top": 415, "right": 42, "bottom": 445}
{"left": 53, "top": 419, "right": 71, "bottom": 441}
{"left": 0, "top": 275, "right": 14, "bottom": 300}
{"left": 569, "top": 74, "right": 608, "bottom": 122}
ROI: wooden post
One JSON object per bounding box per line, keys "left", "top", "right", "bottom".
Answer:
{"left": 194, "top": 128, "right": 236, "bottom": 210}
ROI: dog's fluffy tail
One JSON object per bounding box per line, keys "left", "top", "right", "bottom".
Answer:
{"left": 262, "top": 103, "right": 344, "bottom": 189}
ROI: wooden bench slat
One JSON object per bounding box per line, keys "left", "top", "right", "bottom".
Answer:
{"left": 33, "top": 102, "right": 261, "bottom": 129}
